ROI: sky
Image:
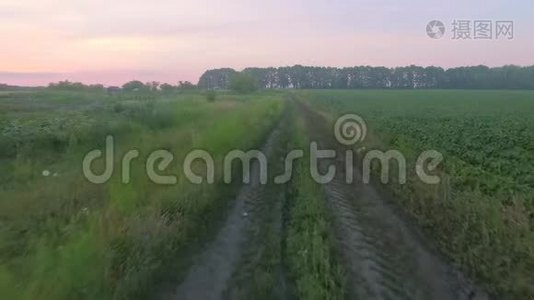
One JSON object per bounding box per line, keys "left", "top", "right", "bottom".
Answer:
{"left": 0, "top": 0, "right": 533, "bottom": 86}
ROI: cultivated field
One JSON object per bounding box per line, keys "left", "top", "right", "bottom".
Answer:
{"left": 304, "top": 89, "right": 534, "bottom": 298}
{"left": 0, "top": 89, "right": 533, "bottom": 299}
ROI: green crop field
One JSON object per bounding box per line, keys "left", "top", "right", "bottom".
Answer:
{"left": 303, "top": 89, "right": 534, "bottom": 298}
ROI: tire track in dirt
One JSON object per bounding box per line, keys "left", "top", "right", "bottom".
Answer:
{"left": 222, "top": 183, "right": 289, "bottom": 299}
{"left": 162, "top": 107, "right": 289, "bottom": 300}
{"left": 222, "top": 110, "right": 292, "bottom": 299}
{"left": 298, "top": 101, "right": 489, "bottom": 300}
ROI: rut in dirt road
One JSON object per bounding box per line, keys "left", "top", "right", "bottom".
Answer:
{"left": 162, "top": 110, "right": 290, "bottom": 300}
{"left": 299, "top": 102, "right": 489, "bottom": 300}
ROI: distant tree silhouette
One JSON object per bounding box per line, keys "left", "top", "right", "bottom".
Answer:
{"left": 229, "top": 73, "right": 257, "bottom": 93}
{"left": 122, "top": 80, "right": 147, "bottom": 92}
{"left": 198, "top": 65, "right": 534, "bottom": 90}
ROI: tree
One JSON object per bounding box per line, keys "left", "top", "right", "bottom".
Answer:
{"left": 147, "top": 81, "right": 160, "bottom": 92}
{"left": 160, "top": 83, "right": 175, "bottom": 93}
{"left": 178, "top": 81, "right": 196, "bottom": 89}
{"left": 197, "top": 68, "right": 237, "bottom": 89}
{"left": 47, "top": 80, "right": 105, "bottom": 92}
{"left": 197, "top": 65, "right": 534, "bottom": 90}
{"left": 122, "top": 80, "right": 147, "bottom": 92}
{"left": 229, "top": 73, "right": 258, "bottom": 93}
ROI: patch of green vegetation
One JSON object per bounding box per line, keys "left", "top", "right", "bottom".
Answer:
{"left": 230, "top": 73, "right": 258, "bottom": 94}
{"left": 304, "top": 89, "right": 534, "bottom": 298}
{"left": 285, "top": 114, "right": 345, "bottom": 300}
{"left": 0, "top": 90, "right": 284, "bottom": 299}
{"left": 205, "top": 90, "right": 217, "bottom": 102}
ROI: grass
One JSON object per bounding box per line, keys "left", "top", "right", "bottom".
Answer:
{"left": 303, "top": 89, "right": 534, "bottom": 299}
{"left": 0, "top": 90, "right": 284, "bottom": 299}
{"left": 285, "top": 111, "right": 345, "bottom": 300}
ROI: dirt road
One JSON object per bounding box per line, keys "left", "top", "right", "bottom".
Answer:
{"left": 161, "top": 108, "right": 291, "bottom": 300}
{"left": 160, "top": 100, "right": 488, "bottom": 300}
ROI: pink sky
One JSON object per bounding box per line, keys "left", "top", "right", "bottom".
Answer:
{"left": 1, "top": 0, "right": 533, "bottom": 86}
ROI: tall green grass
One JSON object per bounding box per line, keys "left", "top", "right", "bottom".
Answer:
{"left": 285, "top": 115, "right": 345, "bottom": 300}
{"left": 0, "top": 91, "right": 283, "bottom": 299}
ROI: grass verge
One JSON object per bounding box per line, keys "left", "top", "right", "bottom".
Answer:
{"left": 285, "top": 113, "right": 345, "bottom": 300}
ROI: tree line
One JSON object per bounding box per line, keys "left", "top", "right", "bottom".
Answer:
{"left": 198, "top": 65, "right": 534, "bottom": 90}
{"left": 45, "top": 80, "right": 197, "bottom": 93}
